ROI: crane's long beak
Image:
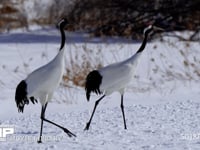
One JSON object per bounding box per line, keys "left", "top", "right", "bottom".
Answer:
{"left": 153, "top": 26, "right": 165, "bottom": 32}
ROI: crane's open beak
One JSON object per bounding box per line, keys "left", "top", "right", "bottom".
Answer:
{"left": 153, "top": 26, "right": 165, "bottom": 32}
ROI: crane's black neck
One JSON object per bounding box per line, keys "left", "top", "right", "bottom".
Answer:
{"left": 136, "top": 32, "right": 149, "bottom": 54}
{"left": 59, "top": 26, "right": 65, "bottom": 51}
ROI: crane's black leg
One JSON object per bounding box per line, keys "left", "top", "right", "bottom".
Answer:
{"left": 120, "top": 94, "right": 127, "bottom": 129}
{"left": 38, "top": 103, "right": 76, "bottom": 142}
{"left": 38, "top": 103, "right": 48, "bottom": 143}
{"left": 84, "top": 95, "right": 106, "bottom": 130}
{"left": 42, "top": 117, "right": 76, "bottom": 137}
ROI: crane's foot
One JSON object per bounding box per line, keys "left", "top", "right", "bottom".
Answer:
{"left": 84, "top": 122, "right": 90, "bottom": 130}
{"left": 37, "top": 139, "right": 42, "bottom": 143}
{"left": 125, "top": 126, "right": 127, "bottom": 130}
{"left": 124, "top": 124, "right": 127, "bottom": 130}
{"left": 63, "top": 128, "right": 76, "bottom": 137}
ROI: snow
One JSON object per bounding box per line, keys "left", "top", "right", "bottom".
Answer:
{"left": 0, "top": 29, "right": 200, "bottom": 150}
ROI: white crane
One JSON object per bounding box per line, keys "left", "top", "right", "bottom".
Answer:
{"left": 15, "top": 19, "right": 76, "bottom": 143}
{"left": 85, "top": 25, "right": 164, "bottom": 130}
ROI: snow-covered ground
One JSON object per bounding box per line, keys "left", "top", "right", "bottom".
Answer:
{"left": 0, "top": 29, "right": 200, "bottom": 150}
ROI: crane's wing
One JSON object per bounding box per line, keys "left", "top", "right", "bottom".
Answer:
{"left": 15, "top": 80, "right": 37, "bottom": 113}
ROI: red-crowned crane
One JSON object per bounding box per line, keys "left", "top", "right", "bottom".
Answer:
{"left": 85, "top": 25, "right": 164, "bottom": 130}
{"left": 15, "top": 19, "right": 76, "bottom": 143}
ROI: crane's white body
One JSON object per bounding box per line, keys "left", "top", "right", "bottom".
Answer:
{"left": 26, "top": 49, "right": 65, "bottom": 106}
{"left": 84, "top": 25, "right": 164, "bottom": 130}
{"left": 99, "top": 52, "right": 142, "bottom": 95}
{"left": 15, "top": 19, "right": 76, "bottom": 141}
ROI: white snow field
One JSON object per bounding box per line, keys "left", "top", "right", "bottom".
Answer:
{"left": 0, "top": 29, "right": 200, "bottom": 150}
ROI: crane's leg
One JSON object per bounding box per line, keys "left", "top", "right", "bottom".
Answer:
{"left": 120, "top": 94, "right": 127, "bottom": 129}
{"left": 38, "top": 103, "right": 76, "bottom": 142}
{"left": 38, "top": 103, "right": 48, "bottom": 143}
{"left": 84, "top": 95, "right": 106, "bottom": 130}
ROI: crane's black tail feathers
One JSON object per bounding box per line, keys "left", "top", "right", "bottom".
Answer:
{"left": 85, "top": 70, "right": 102, "bottom": 101}
{"left": 15, "top": 80, "right": 37, "bottom": 113}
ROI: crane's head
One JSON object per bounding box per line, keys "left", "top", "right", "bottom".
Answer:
{"left": 143, "top": 25, "right": 164, "bottom": 36}
{"left": 57, "top": 18, "right": 69, "bottom": 30}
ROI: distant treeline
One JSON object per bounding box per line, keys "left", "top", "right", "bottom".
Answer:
{"left": 0, "top": 0, "right": 199, "bottom": 39}
{"left": 67, "top": 0, "right": 200, "bottom": 39}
